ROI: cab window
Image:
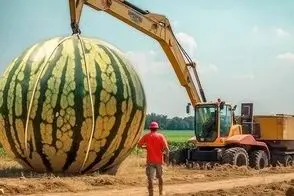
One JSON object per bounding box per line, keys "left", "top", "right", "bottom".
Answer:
{"left": 220, "top": 105, "right": 232, "bottom": 137}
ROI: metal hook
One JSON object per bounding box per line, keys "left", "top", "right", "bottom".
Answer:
{"left": 71, "top": 22, "right": 81, "bottom": 35}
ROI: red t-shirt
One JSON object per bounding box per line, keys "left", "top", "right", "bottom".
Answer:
{"left": 138, "top": 131, "right": 169, "bottom": 164}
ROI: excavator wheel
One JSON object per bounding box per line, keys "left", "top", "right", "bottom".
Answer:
{"left": 282, "top": 155, "right": 293, "bottom": 167}
{"left": 222, "top": 147, "right": 249, "bottom": 166}
{"left": 272, "top": 155, "right": 294, "bottom": 167}
{"left": 249, "top": 150, "right": 269, "bottom": 170}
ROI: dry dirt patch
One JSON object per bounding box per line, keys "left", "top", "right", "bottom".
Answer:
{"left": 174, "top": 180, "right": 294, "bottom": 196}
{"left": 1, "top": 155, "right": 294, "bottom": 195}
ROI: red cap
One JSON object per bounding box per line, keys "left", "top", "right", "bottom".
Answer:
{"left": 149, "top": 121, "right": 159, "bottom": 129}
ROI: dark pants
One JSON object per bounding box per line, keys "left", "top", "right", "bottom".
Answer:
{"left": 146, "top": 164, "right": 163, "bottom": 196}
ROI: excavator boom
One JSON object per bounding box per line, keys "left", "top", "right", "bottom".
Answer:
{"left": 68, "top": 0, "right": 206, "bottom": 106}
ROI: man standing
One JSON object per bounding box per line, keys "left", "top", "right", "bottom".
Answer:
{"left": 138, "top": 121, "right": 170, "bottom": 196}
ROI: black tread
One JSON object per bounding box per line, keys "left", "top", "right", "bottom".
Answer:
{"left": 249, "top": 150, "right": 269, "bottom": 169}
{"left": 284, "top": 155, "right": 294, "bottom": 166}
{"left": 222, "top": 147, "right": 249, "bottom": 166}
{"left": 280, "top": 155, "right": 293, "bottom": 167}
{"left": 272, "top": 155, "right": 293, "bottom": 167}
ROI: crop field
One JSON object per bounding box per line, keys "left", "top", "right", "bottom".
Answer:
{"left": 161, "top": 130, "right": 194, "bottom": 142}
{"left": 143, "top": 130, "right": 194, "bottom": 142}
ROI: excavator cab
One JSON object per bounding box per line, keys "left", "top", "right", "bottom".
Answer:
{"left": 193, "top": 100, "right": 235, "bottom": 144}
{"left": 195, "top": 104, "right": 218, "bottom": 142}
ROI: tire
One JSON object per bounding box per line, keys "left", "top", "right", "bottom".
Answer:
{"left": 283, "top": 155, "right": 293, "bottom": 167}
{"left": 249, "top": 150, "right": 269, "bottom": 170}
{"left": 222, "top": 147, "right": 249, "bottom": 166}
{"left": 271, "top": 154, "right": 293, "bottom": 167}
{"left": 271, "top": 155, "right": 292, "bottom": 167}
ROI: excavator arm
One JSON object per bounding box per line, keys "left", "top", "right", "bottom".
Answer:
{"left": 68, "top": 0, "right": 206, "bottom": 106}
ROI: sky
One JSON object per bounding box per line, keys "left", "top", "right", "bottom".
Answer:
{"left": 0, "top": 0, "right": 294, "bottom": 118}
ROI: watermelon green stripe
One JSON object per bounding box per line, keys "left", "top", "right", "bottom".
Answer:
{"left": 24, "top": 37, "right": 72, "bottom": 164}
{"left": 11, "top": 66, "right": 25, "bottom": 155}
{"left": 93, "top": 53, "right": 103, "bottom": 134}
{"left": 32, "top": 42, "right": 67, "bottom": 172}
{"left": 131, "top": 114, "right": 146, "bottom": 146}
{"left": 63, "top": 38, "right": 86, "bottom": 171}
{"left": 10, "top": 57, "right": 28, "bottom": 153}
{"left": 6, "top": 43, "right": 43, "bottom": 163}
{"left": 13, "top": 43, "right": 46, "bottom": 166}
{"left": 31, "top": 37, "right": 73, "bottom": 171}
{"left": 78, "top": 35, "right": 96, "bottom": 172}
{"left": 98, "top": 48, "right": 139, "bottom": 171}
{"left": 82, "top": 45, "right": 125, "bottom": 173}
{"left": 21, "top": 44, "right": 46, "bottom": 159}
{"left": 112, "top": 48, "right": 146, "bottom": 127}
{"left": 82, "top": 43, "right": 104, "bottom": 168}
{"left": 50, "top": 56, "right": 69, "bottom": 157}
{"left": 1, "top": 57, "right": 33, "bottom": 168}
{"left": 101, "top": 48, "right": 146, "bottom": 172}
{"left": 9, "top": 61, "right": 27, "bottom": 156}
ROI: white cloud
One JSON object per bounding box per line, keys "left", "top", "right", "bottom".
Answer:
{"left": 175, "top": 32, "right": 197, "bottom": 58}
{"left": 275, "top": 28, "right": 291, "bottom": 38}
{"left": 125, "top": 50, "right": 167, "bottom": 76}
{"left": 276, "top": 52, "right": 294, "bottom": 62}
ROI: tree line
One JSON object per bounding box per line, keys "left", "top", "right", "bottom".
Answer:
{"left": 144, "top": 113, "right": 194, "bottom": 130}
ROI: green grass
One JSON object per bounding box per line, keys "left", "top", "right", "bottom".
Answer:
{"left": 143, "top": 130, "right": 194, "bottom": 142}
{"left": 161, "top": 130, "right": 194, "bottom": 142}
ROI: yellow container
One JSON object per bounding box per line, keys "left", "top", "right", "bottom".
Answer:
{"left": 254, "top": 115, "right": 294, "bottom": 140}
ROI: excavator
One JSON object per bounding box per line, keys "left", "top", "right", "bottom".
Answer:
{"left": 68, "top": 0, "right": 294, "bottom": 170}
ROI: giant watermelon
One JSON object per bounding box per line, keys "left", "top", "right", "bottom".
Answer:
{"left": 0, "top": 35, "right": 146, "bottom": 174}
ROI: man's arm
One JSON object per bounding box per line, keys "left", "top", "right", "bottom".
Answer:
{"left": 137, "top": 135, "right": 147, "bottom": 149}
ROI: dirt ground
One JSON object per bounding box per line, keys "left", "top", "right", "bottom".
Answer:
{"left": 1, "top": 154, "right": 294, "bottom": 195}
{"left": 185, "top": 181, "right": 294, "bottom": 196}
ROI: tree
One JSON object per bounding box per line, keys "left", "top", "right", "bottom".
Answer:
{"left": 144, "top": 113, "right": 194, "bottom": 130}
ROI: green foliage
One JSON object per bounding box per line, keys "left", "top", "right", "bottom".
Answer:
{"left": 168, "top": 141, "right": 194, "bottom": 151}
{"left": 144, "top": 113, "right": 194, "bottom": 130}
{"left": 131, "top": 146, "right": 144, "bottom": 155}
{"left": 0, "top": 148, "right": 6, "bottom": 157}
